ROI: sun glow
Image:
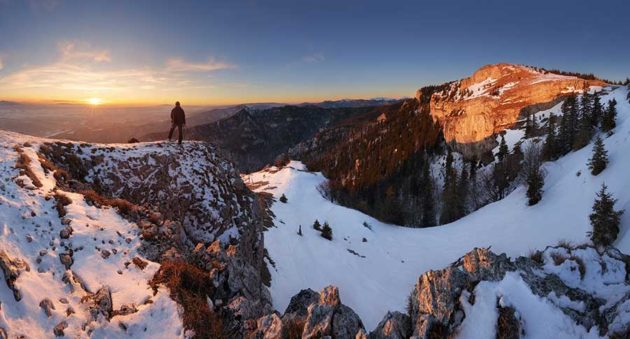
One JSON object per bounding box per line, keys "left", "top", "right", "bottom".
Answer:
{"left": 87, "top": 97, "right": 103, "bottom": 106}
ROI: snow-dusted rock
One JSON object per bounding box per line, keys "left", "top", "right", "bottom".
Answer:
{"left": 368, "top": 311, "right": 411, "bottom": 339}
{"left": 302, "top": 286, "right": 365, "bottom": 339}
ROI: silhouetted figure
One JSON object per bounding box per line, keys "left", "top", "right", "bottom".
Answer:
{"left": 168, "top": 101, "right": 186, "bottom": 144}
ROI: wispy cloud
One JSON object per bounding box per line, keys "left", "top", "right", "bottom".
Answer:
{"left": 166, "top": 57, "right": 236, "bottom": 72}
{"left": 59, "top": 41, "right": 111, "bottom": 63}
{"left": 302, "top": 53, "right": 325, "bottom": 64}
{"left": 0, "top": 57, "right": 4, "bottom": 71}
{"left": 0, "top": 41, "right": 236, "bottom": 100}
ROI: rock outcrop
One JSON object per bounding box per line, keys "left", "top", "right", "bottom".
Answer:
{"left": 417, "top": 63, "right": 606, "bottom": 145}
{"left": 251, "top": 246, "right": 630, "bottom": 339}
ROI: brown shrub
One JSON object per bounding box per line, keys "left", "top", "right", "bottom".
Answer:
{"left": 14, "top": 147, "right": 43, "bottom": 188}
{"left": 80, "top": 190, "right": 137, "bottom": 216}
{"left": 529, "top": 250, "right": 544, "bottom": 265}
{"left": 53, "top": 191, "right": 72, "bottom": 217}
{"left": 150, "top": 260, "right": 223, "bottom": 339}
{"left": 496, "top": 305, "right": 520, "bottom": 339}
{"left": 569, "top": 255, "right": 586, "bottom": 280}
{"left": 551, "top": 252, "right": 567, "bottom": 266}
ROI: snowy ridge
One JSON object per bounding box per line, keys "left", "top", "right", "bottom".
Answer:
{"left": 0, "top": 132, "right": 184, "bottom": 338}
{"left": 245, "top": 86, "right": 630, "bottom": 332}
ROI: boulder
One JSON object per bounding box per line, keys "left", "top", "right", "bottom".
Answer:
{"left": 302, "top": 286, "right": 365, "bottom": 339}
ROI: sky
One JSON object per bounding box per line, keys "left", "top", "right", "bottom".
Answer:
{"left": 0, "top": 0, "right": 629, "bottom": 105}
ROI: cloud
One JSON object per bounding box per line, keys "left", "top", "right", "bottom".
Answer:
{"left": 0, "top": 41, "right": 236, "bottom": 100}
{"left": 59, "top": 41, "right": 111, "bottom": 63}
{"left": 302, "top": 53, "right": 325, "bottom": 64}
{"left": 0, "top": 57, "right": 4, "bottom": 71}
{"left": 166, "top": 58, "right": 236, "bottom": 72}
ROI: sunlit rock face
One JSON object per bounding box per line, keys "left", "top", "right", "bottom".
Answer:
{"left": 417, "top": 63, "right": 607, "bottom": 144}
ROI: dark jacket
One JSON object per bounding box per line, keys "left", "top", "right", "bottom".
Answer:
{"left": 171, "top": 106, "right": 186, "bottom": 125}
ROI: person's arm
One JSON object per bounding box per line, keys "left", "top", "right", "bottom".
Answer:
{"left": 182, "top": 109, "right": 186, "bottom": 125}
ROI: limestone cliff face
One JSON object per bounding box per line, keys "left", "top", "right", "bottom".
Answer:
{"left": 416, "top": 63, "right": 607, "bottom": 144}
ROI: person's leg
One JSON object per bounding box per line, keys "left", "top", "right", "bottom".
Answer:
{"left": 177, "top": 124, "right": 183, "bottom": 144}
{"left": 168, "top": 124, "right": 176, "bottom": 141}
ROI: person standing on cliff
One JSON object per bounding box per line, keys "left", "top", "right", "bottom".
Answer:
{"left": 168, "top": 101, "right": 186, "bottom": 144}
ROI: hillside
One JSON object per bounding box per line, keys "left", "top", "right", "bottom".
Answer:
{"left": 290, "top": 63, "right": 612, "bottom": 227}
{"left": 142, "top": 104, "right": 392, "bottom": 172}
{"left": 0, "top": 132, "right": 271, "bottom": 337}
{"left": 244, "top": 85, "right": 630, "bottom": 334}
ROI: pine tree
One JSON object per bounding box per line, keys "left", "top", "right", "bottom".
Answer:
{"left": 591, "top": 94, "right": 603, "bottom": 127}
{"left": 297, "top": 225, "right": 303, "bottom": 236}
{"left": 543, "top": 113, "right": 557, "bottom": 160}
{"left": 499, "top": 135, "right": 509, "bottom": 160}
{"left": 601, "top": 99, "right": 618, "bottom": 133}
{"left": 590, "top": 184, "right": 624, "bottom": 247}
{"left": 279, "top": 194, "right": 288, "bottom": 203}
{"left": 313, "top": 219, "right": 321, "bottom": 231}
{"left": 321, "top": 222, "right": 333, "bottom": 240}
{"left": 524, "top": 113, "right": 533, "bottom": 138}
{"left": 526, "top": 169, "right": 544, "bottom": 206}
{"left": 420, "top": 159, "right": 436, "bottom": 226}
{"left": 588, "top": 136, "right": 608, "bottom": 175}
{"left": 558, "top": 95, "right": 578, "bottom": 155}
{"left": 440, "top": 150, "right": 460, "bottom": 224}
{"left": 574, "top": 109, "right": 593, "bottom": 150}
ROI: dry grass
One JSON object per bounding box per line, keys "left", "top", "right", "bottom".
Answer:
{"left": 150, "top": 260, "right": 223, "bottom": 339}
{"left": 53, "top": 191, "right": 72, "bottom": 217}
{"left": 14, "top": 146, "right": 43, "bottom": 188}
{"left": 551, "top": 252, "right": 567, "bottom": 266}
{"left": 528, "top": 250, "right": 544, "bottom": 265}
{"left": 569, "top": 255, "right": 586, "bottom": 280}
{"left": 80, "top": 189, "right": 137, "bottom": 216}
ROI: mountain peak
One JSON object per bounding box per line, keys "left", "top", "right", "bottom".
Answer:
{"left": 418, "top": 63, "right": 607, "bottom": 145}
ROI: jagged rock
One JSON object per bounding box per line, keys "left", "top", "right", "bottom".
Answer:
{"left": 53, "top": 321, "right": 67, "bottom": 337}
{"left": 283, "top": 288, "right": 319, "bottom": 319}
{"left": 0, "top": 250, "right": 30, "bottom": 301}
{"left": 368, "top": 311, "right": 411, "bottom": 339}
{"left": 83, "top": 287, "right": 113, "bottom": 321}
{"left": 302, "top": 286, "right": 365, "bottom": 339}
{"left": 39, "top": 298, "right": 55, "bottom": 317}
{"left": 59, "top": 252, "right": 73, "bottom": 269}
{"left": 59, "top": 226, "right": 73, "bottom": 239}
{"left": 251, "top": 312, "right": 283, "bottom": 339}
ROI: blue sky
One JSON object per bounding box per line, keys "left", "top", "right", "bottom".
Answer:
{"left": 0, "top": 0, "right": 628, "bottom": 104}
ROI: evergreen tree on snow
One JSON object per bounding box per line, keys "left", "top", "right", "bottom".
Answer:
{"left": 574, "top": 108, "right": 594, "bottom": 150}
{"left": 591, "top": 94, "right": 603, "bottom": 127}
{"left": 543, "top": 113, "right": 558, "bottom": 160}
{"left": 524, "top": 113, "right": 534, "bottom": 138}
{"left": 590, "top": 184, "right": 624, "bottom": 247}
{"left": 420, "top": 159, "right": 436, "bottom": 226}
{"left": 497, "top": 134, "right": 509, "bottom": 161}
{"left": 321, "top": 222, "right": 333, "bottom": 240}
{"left": 313, "top": 219, "right": 321, "bottom": 231}
{"left": 440, "top": 150, "right": 460, "bottom": 224}
{"left": 601, "top": 99, "right": 618, "bottom": 133}
{"left": 558, "top": 95, "right": 578, "bottom": 155}
{"left": 588, "top": 136, "right": 608, "bottom": 175}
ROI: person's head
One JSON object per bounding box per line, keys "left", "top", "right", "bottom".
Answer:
{"left": 175, "top": 101, "right": 180, "bottom": 106}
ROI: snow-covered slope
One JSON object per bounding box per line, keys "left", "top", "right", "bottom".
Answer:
{"left": 0, "top": 133, "right": 184, "bottom": 338}
{"left": 245, "top": 86, "right": 630, "bottom": 331}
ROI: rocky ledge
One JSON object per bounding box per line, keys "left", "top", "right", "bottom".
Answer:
{"left": 250, "top": 245, "right": 630, "bottom": 338}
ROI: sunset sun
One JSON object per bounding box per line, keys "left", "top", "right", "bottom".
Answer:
{"left": 87, "top": 97, "right": 103, "bottom": 106}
